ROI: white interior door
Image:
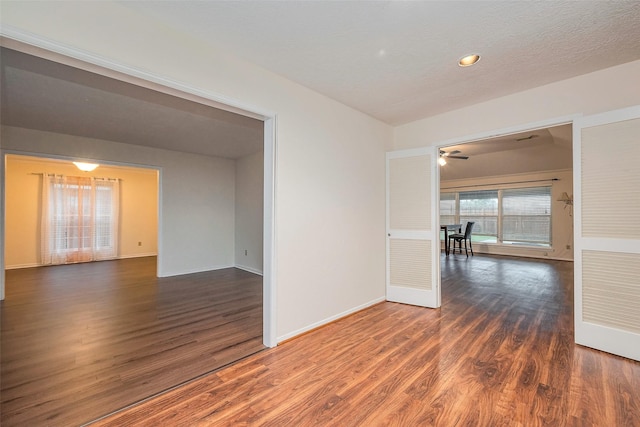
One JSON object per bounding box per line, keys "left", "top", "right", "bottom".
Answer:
{"left": 573, "top": 105, "right": 640, "bottom": 361}
{"left": 386, "top": 147, "right": 440, "bottom": 308}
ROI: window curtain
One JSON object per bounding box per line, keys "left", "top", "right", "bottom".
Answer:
{"left": 41, "top": 174, "right": 120, "bottom": 265}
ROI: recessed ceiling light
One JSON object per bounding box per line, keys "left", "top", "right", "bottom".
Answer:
{"left": 458, "top": 54, "right": 480, "bottom": 67}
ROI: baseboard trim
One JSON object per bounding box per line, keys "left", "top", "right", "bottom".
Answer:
{"left": 5, "top": 253, "right": 159, "bottom": 270}
{"left": 234, "top": 264, "right": 263, "bottom": 276}
{"left": 5, "top": 262, "right": 40, "bottom": 270}
{"left": 158, "top": 264, "right": 236, "bottom": 278}
{"left": 276, "top": 296, "right": 386, "bottom": 344}
{"left": 118, "top": 253, "right": 158, "bottom": 260}
{"left": 472, "top": 250, "right": 573, "bottom": 262}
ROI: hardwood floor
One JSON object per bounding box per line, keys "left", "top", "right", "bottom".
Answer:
{"left": 94, "top": 254, "right": 640, "bottom": 426}
{"left": 0, "top": 257, "right": 264, "bottom": 427}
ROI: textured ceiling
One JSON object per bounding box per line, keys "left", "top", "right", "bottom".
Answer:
{"left": 1, "top": 48, "right": 264, "bottom": 159}
{"left": 440, "top": 125, "right": 573, "bottom": 181}
{"left": 120, "top": 1, "right": 640, "bottom": 125}
{"left": 2, "top": 2, "right": 634, "bottom": 165}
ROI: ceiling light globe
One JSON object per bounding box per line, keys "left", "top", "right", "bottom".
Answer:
{"left": 458, "top": 54, "right": 480, "bottom": 67}
{"left": 73, "top": 162, "right": 99, "bottom": 172}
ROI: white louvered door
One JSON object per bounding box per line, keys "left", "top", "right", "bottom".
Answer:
{"left": 574, "top": 105, "right": 640, "bottom": 361}
{"left": 386, "top": 147, "right": 440, "bottom": 308}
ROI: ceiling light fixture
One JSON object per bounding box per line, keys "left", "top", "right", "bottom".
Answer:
{"left": 438, "top": 157, "right": 447, "bottom": 166}
{"left": 458, "top": 54, "right": 480, "bottom": 67}
{"left": 73, "top": 161, "right": 99, "bottom": 172}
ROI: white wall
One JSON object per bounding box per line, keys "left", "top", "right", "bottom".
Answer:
{"left": 394, "top": 60, "right": 640, "bottom": 150}
{"left": 5, "top": 154, "right": 159, "bottom": 269}
{"left": 2, "top": 126, "right": 236, "bottom": 276}
{"left": 395, "top": 60, "right": 639, "bottom": 263}
{"left": 235, "top": 149, "right": 263, "bottom": 275}
{"left": 441, "top": 169, "right": 574, "bottom": 261}
{"left": 1, "top": 2, "right": 391, "bottom": 341}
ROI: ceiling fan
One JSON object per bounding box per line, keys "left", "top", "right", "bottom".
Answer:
{"left": 439, "top": 149, "right": 469, "bottom": 165}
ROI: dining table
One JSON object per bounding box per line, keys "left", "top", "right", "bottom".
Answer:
{"left": 441, "top": 224, "right": 462, "bottom": 256}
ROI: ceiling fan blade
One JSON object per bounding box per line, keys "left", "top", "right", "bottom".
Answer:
{"left": 449, "top": 150, "right": 461, "bottom": 155}
{"left": 515, "top": 134, "right": 539, "bottom": 142}
{"left": 448, "top": 155, "right": 469, "bottom": 160}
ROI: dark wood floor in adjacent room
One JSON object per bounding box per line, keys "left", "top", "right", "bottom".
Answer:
{"left": 95, "top": 254, "right": 640, "bottom": 427}
{"left": 0, "top": 257, "right": 264, "bottom": 427}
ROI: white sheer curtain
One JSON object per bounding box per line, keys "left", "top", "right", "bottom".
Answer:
{"left": 93, "top": 178, "right": 120, "bottom": 261}
{"left": 41, "top": 174, "right": 120, "bottom": 265}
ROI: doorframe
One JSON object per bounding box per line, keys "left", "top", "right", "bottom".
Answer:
{"left": 431, "top": 114, "right": 580, "bottom": 306}
{"left": 0, "top": 34, "right": 278, "bottom": 347}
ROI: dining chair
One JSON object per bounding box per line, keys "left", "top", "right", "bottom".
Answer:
{"left": 449, "top": 222, "right": 475, "bottom": 257}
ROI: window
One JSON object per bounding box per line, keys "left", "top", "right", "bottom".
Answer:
{"left": 502, "top": 187, "right": 551, "bottom": 245}
{"left": 42, "top": 174, "right": 120, "bottom": 265}
{"left": 440, "top": 186, "right": 551, "bottom": 246}
{"left": 459, "top": 190, "right": 498, "bottom": 243}
{"left": 439, "top": 192, "right": 456, "bottom": 239}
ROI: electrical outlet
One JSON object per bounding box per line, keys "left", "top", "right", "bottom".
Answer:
{"left": 138, "top": 241, "right": 142, "bottom": 246}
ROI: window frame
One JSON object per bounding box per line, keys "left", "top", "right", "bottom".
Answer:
{"left": 440, "top": 185, "right": 553, "bottom": 247}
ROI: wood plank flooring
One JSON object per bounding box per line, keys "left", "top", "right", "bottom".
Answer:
{"left": 95, "top": 254, "right": 640, "bottom": 426}
{"left": 0, "top": 257, "right": 264, "bottom": 427}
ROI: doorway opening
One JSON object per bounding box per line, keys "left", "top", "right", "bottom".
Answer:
{"left": 0, "top": 41, "right": 275, "bottom": 426}
{"left": 437, "top": 121, "right": 575, "bottom": 308}
{"left": 438, "top": 124, "right": 573, "bottom": 260}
